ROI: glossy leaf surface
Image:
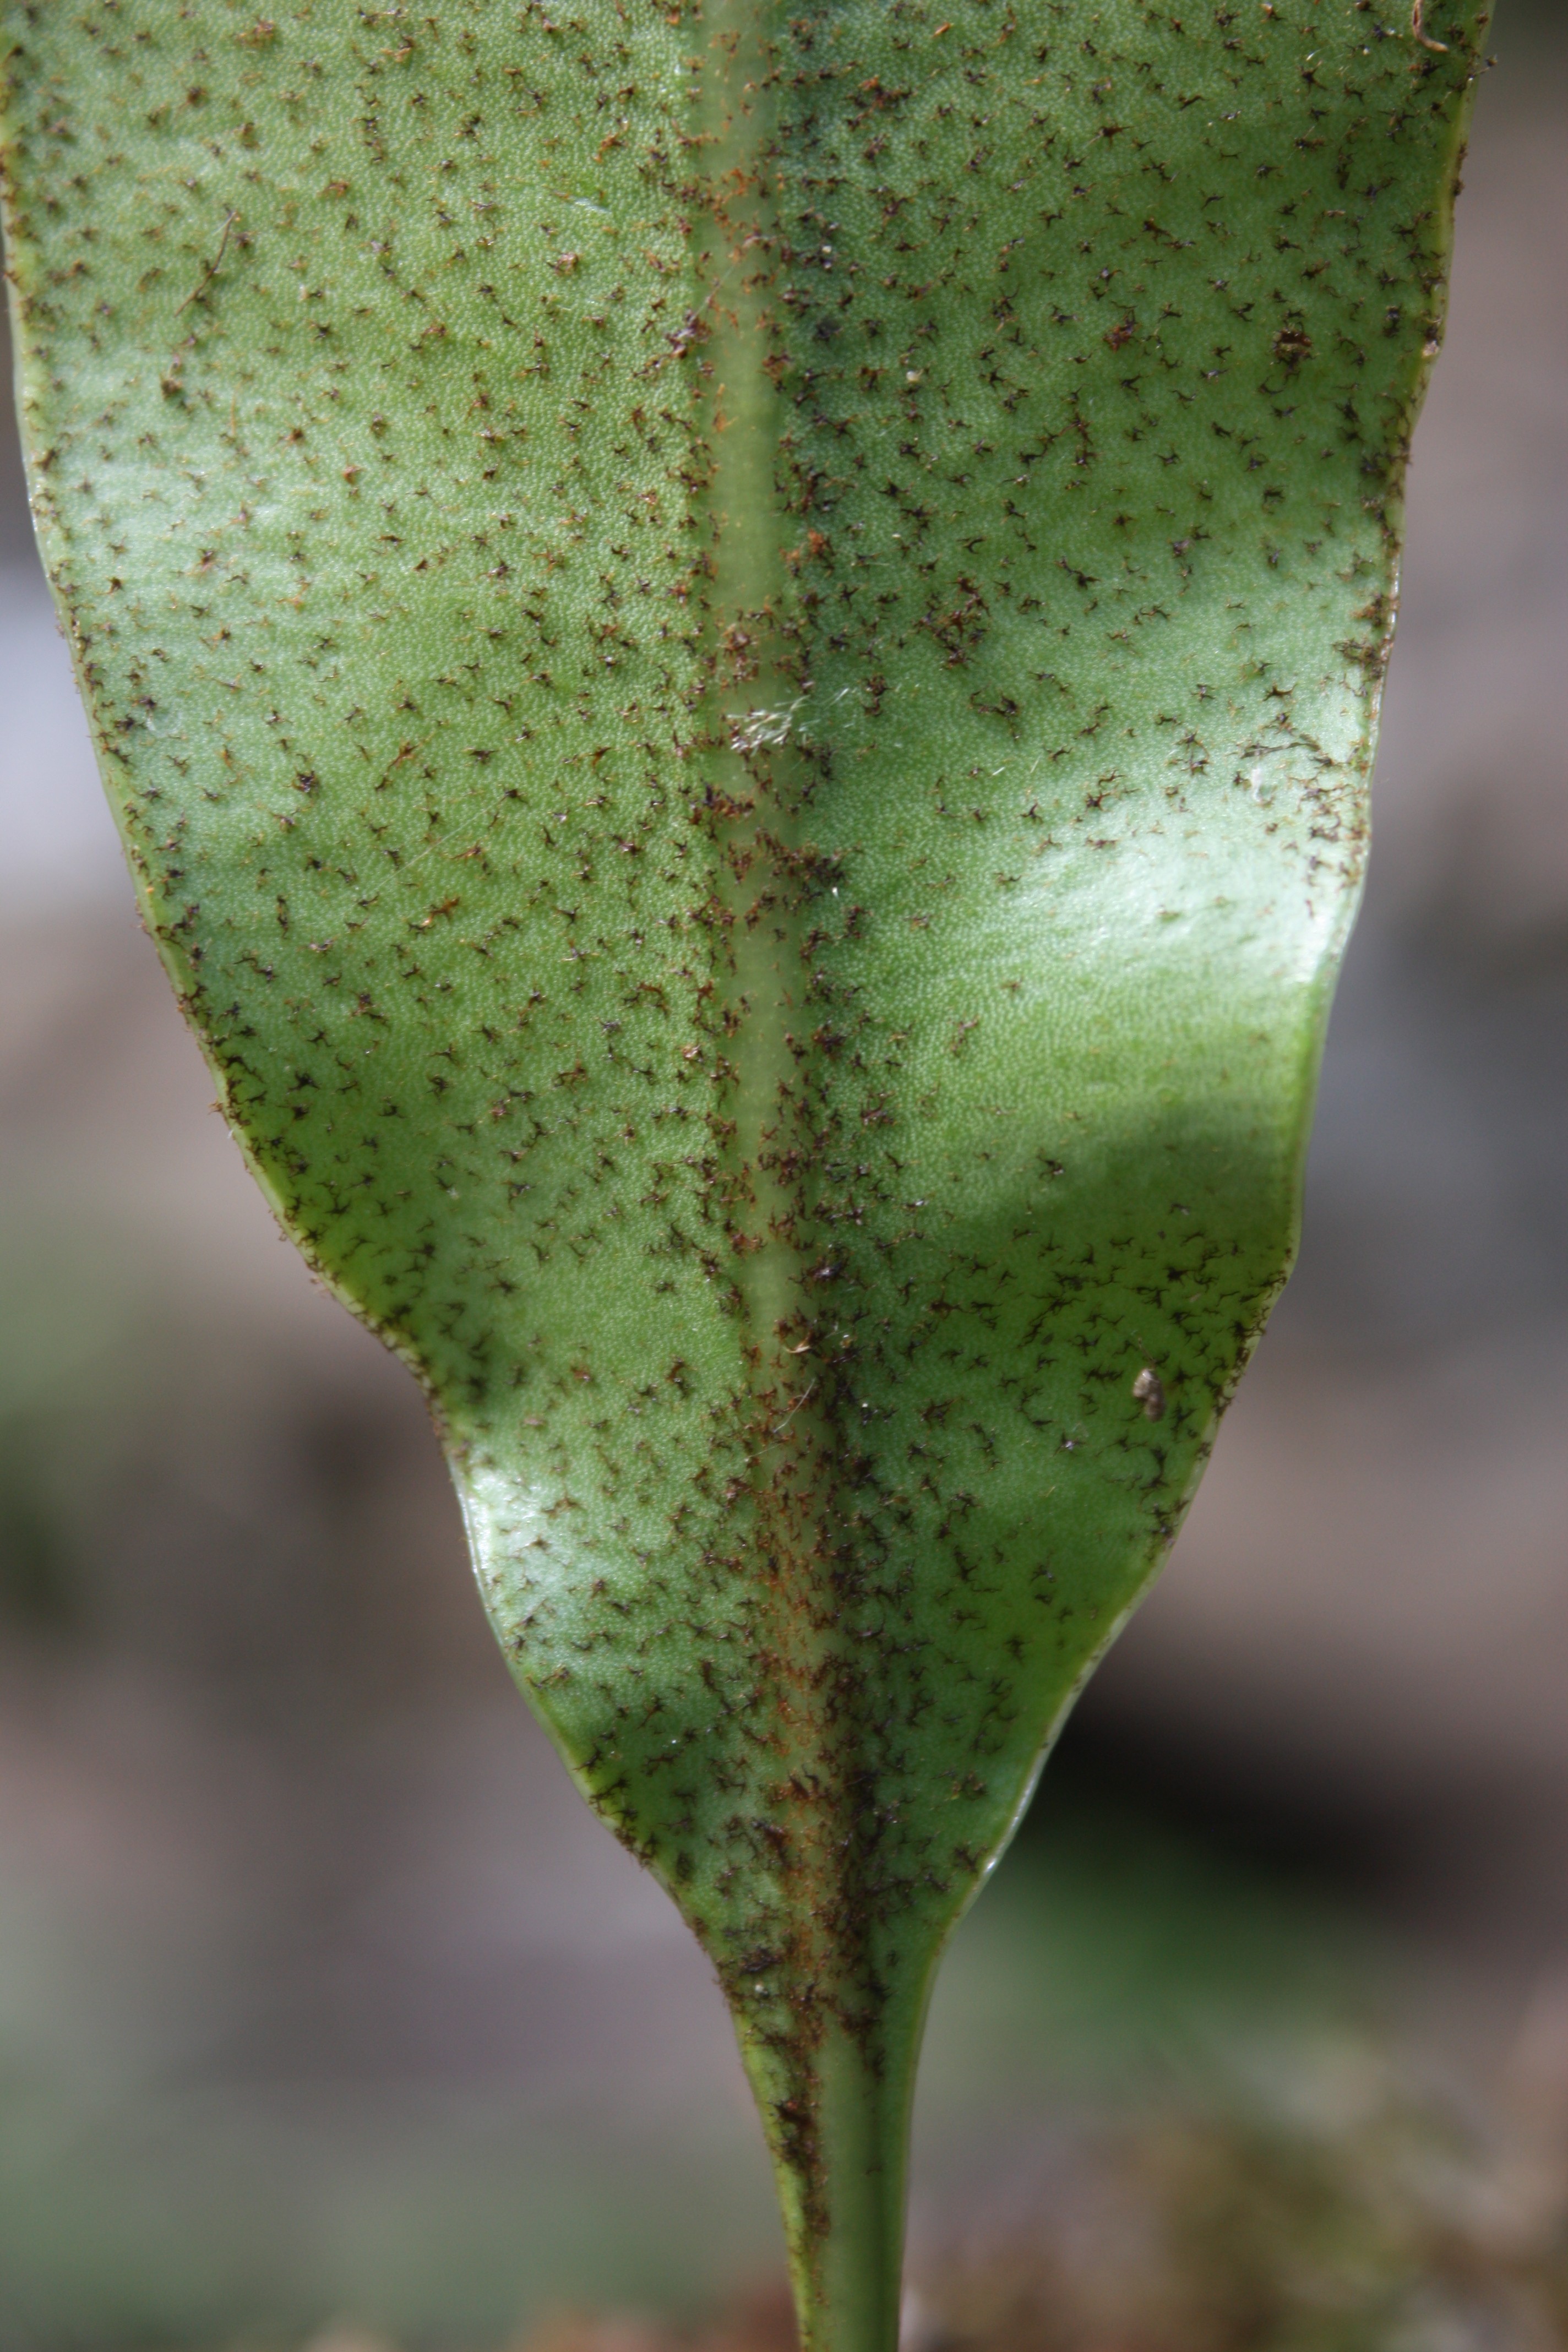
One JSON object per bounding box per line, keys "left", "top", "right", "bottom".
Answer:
{"left": 1, "top": 3, "right": 1483, "bottom": 2343}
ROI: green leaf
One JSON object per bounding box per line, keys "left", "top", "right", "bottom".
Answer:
{"left": 1, "top": 2, "right": 1483, "bottom": 2343}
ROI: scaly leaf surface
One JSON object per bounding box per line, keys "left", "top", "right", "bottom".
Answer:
{"left": 1, "top": 3, "right": 1482, "bottom": 2343}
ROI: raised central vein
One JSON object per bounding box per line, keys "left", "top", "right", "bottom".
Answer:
{"left": 692, "top": 0, "right": 862, "bottom": 2106}
{"left": 696, "top": 0, "right": 798, "bottom": 1357}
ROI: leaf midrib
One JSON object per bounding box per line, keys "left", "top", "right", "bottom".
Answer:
{"left": 693, "top": 0, "right": 864, "bottom": 2004}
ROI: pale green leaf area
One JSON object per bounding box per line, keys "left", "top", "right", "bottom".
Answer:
{"left": 0, "top": 1, "right": 1482, "bottom": 2340}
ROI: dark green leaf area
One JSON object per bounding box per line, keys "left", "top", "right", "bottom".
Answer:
{"left": 1, "top": 0, "right": 1478, "bottom": 2208}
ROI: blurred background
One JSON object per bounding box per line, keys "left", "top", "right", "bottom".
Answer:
{"left": 1, "top": 8, "right": 1565, "bottom": 2345}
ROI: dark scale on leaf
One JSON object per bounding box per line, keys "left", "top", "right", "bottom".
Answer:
{"left": 0, "top": 0, "right": 1485, "bottom": 2342}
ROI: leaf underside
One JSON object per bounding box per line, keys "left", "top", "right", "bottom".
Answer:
{"left": 1, "top": 2, "right": 1482, "bottom": 2343}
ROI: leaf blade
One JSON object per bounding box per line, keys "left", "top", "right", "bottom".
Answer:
{"left": 1, "top": 1, "right": 1485, "bottom": 2340}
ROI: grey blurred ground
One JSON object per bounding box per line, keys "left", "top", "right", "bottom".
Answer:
{"left": 0, "top": 8, "right": 1565, "bottom": 2342}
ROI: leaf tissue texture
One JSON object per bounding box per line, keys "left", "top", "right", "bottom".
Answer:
{"left": 1, "top": 2, "right": 1482, "bottom": 2341}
